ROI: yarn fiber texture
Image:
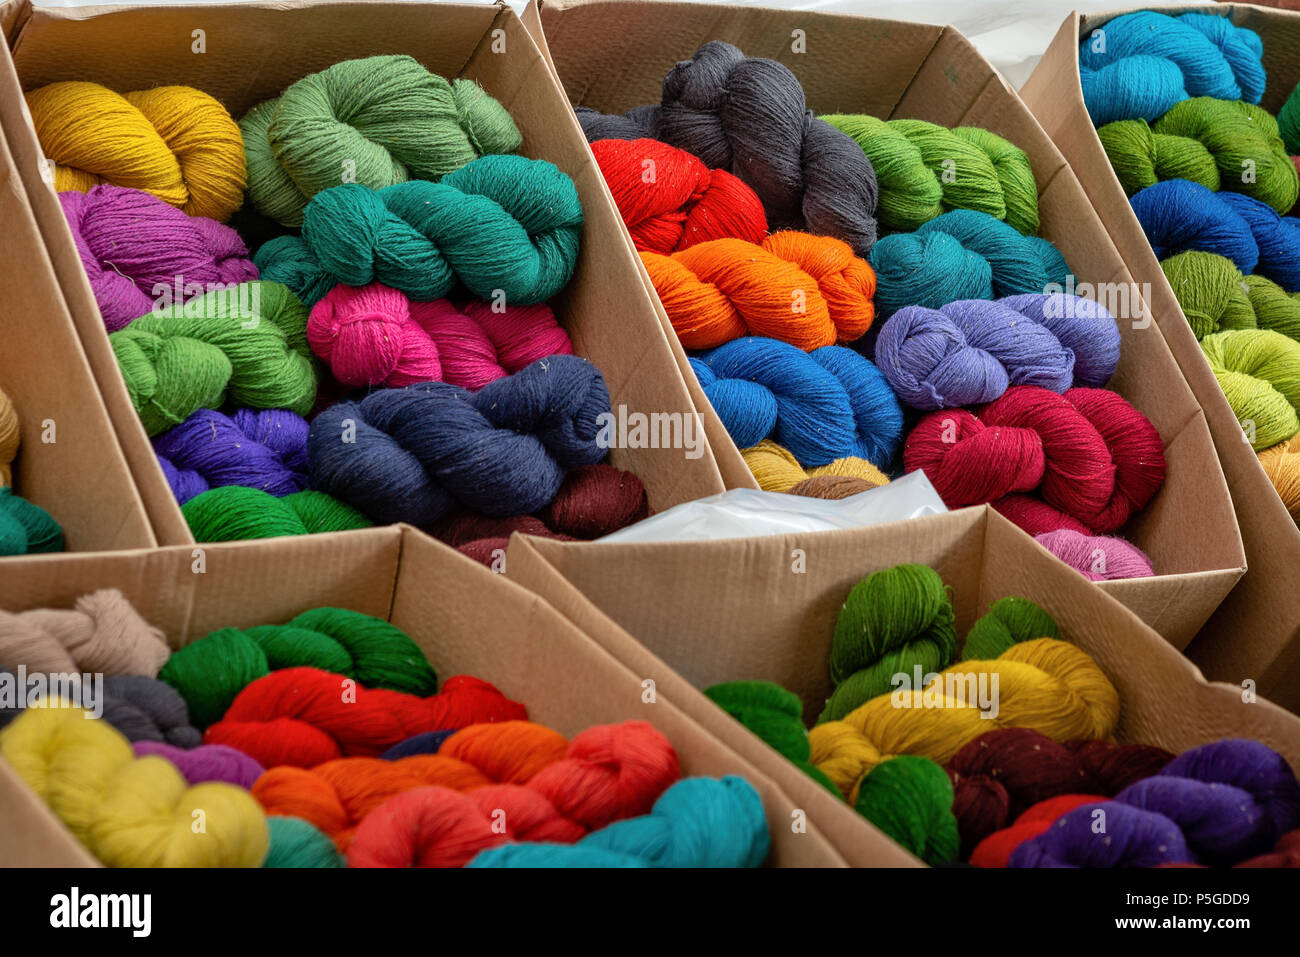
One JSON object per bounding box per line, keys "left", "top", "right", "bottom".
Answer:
{"left": 578, "top": 41, "right": 879, "bottom": 256}
{"left": 264, "top": 816, "right": 345, "bottom": 867}
{"left": 307, "top": 285, "right": 572, "bottom": 391}
{"left": 1130, "top": 179, "right": 1260, "bottom": 276}
{"left": 182, "top": 486, "right": 371, "bottom": 542}
{"left": 27, "top": 81, "right": 246, "bottom": 222}
{"left": 1281, "top": 81, "right": 1300, "bottom": 155}
{"left": 691, "top": 337, "right": 903, "bottom": 469}
{"left": 741, "top": 440, "right": 888, "bottom": 493}
{"left": 1035, "top": 528, "right": 1156, "bottom": 581}
{"left": 109, "top": 280, "right": 316, "bottom": 435}
{"left": 0, "top": 588, "right": 168, "bottom": 677}
{"left": 642, "top": 232, "right": 875, "bottom": 350}
{"left": 0, "top": 488, "right": 65, "bottom": 557}
{"left": 0, "top": 670, "right": 200, "bottom": 747}
{"left": 154, "top": 408, "right": 309, "bottom": 505}
{"left": 1200, "top": 329, "right": 1300, "bottom": 450}
{"left": 855, "top": 755, "right": 960, "bottom": 865}
{"left": 241, "top": 55, "right": 522, "bottom": 227}
{"left": 309, "top": 355, "right": 610, "bottom": 528}
{"left": 254, "top": 154, "right": 583, "bottom": 307}
{"left": 1098, "top": 119, "right": 1220, "bottom": 195}
{"left": 61, "top": 184, "right": 258, "bottom": 331}
{"left": 590, "top": 137, "right": 767, "bottom": 252}
{"left": 823, "top": 114, "right": 1039, "bottom": 234}
{"left": 1259, "top": 435, "right": 1300, "bottom": 522}
{"left": 704, "top": 681, "right": 838, "bottom": 795}
{"left": 133, "top": 741, "right": 265, "bottom": 789}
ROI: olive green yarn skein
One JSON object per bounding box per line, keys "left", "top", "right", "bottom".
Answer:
{"left": 1201, "top": 329, "right": 1300, "bottom": 451}
{"left": 1161, "top": 251, "right": 1257, "bottom": 339}
{"left": 1098, "top": 119, "right": 1220, "bottom": 196}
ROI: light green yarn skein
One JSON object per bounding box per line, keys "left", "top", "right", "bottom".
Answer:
{"left": 241, "top": 55, "right": 522, "bottom": 227}
{"left": 1161, "top": 251, "right": 1257, "bottom": 339}
{"left": 1201, "top": 329, "right": 1300, "bottom": 450}
{"left": 1098, "top": 119, "right": 1220, "bottom": 196}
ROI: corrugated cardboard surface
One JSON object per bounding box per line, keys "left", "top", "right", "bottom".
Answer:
{"left": 0, "top": 525, "right": 848, "bottom": 867}
{"left": 0, "top": 0, "right": 734, "bottom": 546}
{"left": 530, "top": 0, "right": 1247, "bottom": 648}
{"left": 505, "top": 505, "right": 1300, "bottom": 865}
{"left": 1021, "top": 4, "right": 1300, "bottom": 711}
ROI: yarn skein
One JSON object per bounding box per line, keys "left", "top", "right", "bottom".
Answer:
{"left": 182, "top": 486, "right": 371, "bottom": 542}
{"left": 1035, "top": 529, "right": 1156, "bottom": 581}
{"left": 1130, "top": 179, "right": 1259, "bottom": 276}
{"left": 0, "top": 489, "right": 65, "bottom": 557}
{"left": 1098, "top": 119, "right": 1220, "bottom": 196}
{"left": 704, "top": 681, "right": 838, "bottom": 795}
{"left": 154, "top": 408, "right": 309, "bottom": 505}
{"left": 133, "top": 741, "right": 266, "bottom": 789}
{"left": 0, "top": 588, "right": 168, "bottom": 677}
{"left": 741, "top": 440, "right": 888, "bottom": 493}
{"left": 1259, "top": 435, "right": 1300, "bottom": 522}
{"left": 1200, "top": 329, "right": 1300, "bottom": 450}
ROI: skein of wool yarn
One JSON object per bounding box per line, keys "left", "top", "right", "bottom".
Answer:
{"left": 182, "top": 486, "right": 371, "bottom": 542}
{"left": 589, "top": 138, "right": 767, "bottom": 252}
{"left": 0, "top": 588, "right": 168, "bottom": 677}
{"left": 1200, "top": 329, "right": 1300, "bottom": 450}
{"left": 1098, "top": 119, "right": 1220, "bottom": 195}
{"left": 1161, "top": 250, "right": 1257, "bottom": 338}
{"left": 1080, "top": 56, "right": 1188, "bottom": 128}
{"left": 307, "top": 284, "right": 572, "bottom": 390}
{"left": 993, "top": 496, "right": 1094, "bottom": 537}
{"left": 1130, "top": 179, "right": 1259, "bottom": 275}
{"left": 0, "top": 670, "right": 200, "bottom": 747}
{"left": 133, "top": 741, "right": 265, "bottom": 789}
{"left": 0, "top": 488, "right": 65, "bottom": 557}
{"left": 1243, "top": 273, "right": 1300, "bottom": 342}
{"left": 691, "top": 338, "right": 903, "bottom": 469}
{"left": 997, "top": 293, "right": 1121, "bottom": 387}
{"left": 160, "top": 607, "right": 438, "bottom": 728}
{"left": 264, "top": 816, "right": 345, "bottom": 868}
{"left": 1259, "top": 436, "right": 1300, "bottom": 522}
{"left": 0, "top": 706, "right": 267, "bottom": 867}
{"left": 0, "top": 386, "right": 16, "bottom": 488}
{"left": 642, "top": 232, "right": 875, "bottom": 350}
{"left": 822, "top": 115, "right": 1039, "bottom": 235}
{"left": 1035, "top": 529, "right": 1156, "bottom": 581}
{"left": 468, "top": 776, "right": 770, "bottom": 869}
{"left": 109, "top": 280, "right": 316, "bottom": 435}
{"left": 1281, "top": 82, "right": 1300, "bottom": 156}
{"left": 61, "top": 185, "right": 258, "bottom": 331}
{"left": 704, "top": 681, "right": 837, "bottom": 795}
{"left": 240, "top": 54, "right": 522, "bottom": 227}
{"left": 970, "top": 793, "right": 1106, "bottom": 867}
{"left": 254, "top": 155, "right": 583, "bottom": 307}
{"left": 855, "top": 755, "right": 960, "bottom": 866}
{"left": 811, "top": 637, "right": 1121, "bottom": 802}
{"left": 203, "top": 667, "right": 526, "bottom": 767}
{"left": 903, "top": 385, "right": 1167, "bottom": 533}
{"left": 153, "top": 408, "right": 309, "bottom": 505}
{"left": 1217, "top": 191, "right": 1300, "bottom": 291}
{"left": 741, "top": 440, "right": 888, "bottom": 493}
{"left": 578, "top": 41, "right": 879, "bottom": 256}
{"left": 869, "top": 210, "right": 1071, "bottom": 315}
{"left": 309, "top": 355, "right": 610, "bottom": 527}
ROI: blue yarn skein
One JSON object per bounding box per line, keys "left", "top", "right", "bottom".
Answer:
{"left": 1080, "top": 56, "right": 1187, "bottom": 127}
{"left": 1178, "top": 13, "right": 1266, "bottom": 105}
{"left": 308, "top": 354, "right": 610, "bottom": 527}
{"left": 153, "top": 408, "right": 310, "bottom": 505}
{"left": 1216, "top": 192, "right": 1300, "bottom": 292}
{"left": 691, "top": 337, "right": 903, "bottom": 468}
{"left": 381, "top": 729, "right": 458, "bottom": 759}
{"left": 467, "top": 776, "right": 771, "bottom": 868}
{"left": 1130, "top": 179, "right": 1259, "bottom": 275}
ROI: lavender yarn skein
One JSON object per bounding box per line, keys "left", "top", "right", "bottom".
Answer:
{"left": 153, "top": 408, "right": 310, "bottom": 504}
{"left": 133, "top": 741, "right": 265, "bottom": 788}
{"left": 997, "top": 293, "right": 1121, "bottom": 387}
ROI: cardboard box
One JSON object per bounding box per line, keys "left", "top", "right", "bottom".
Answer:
{"left": 0, "top": 0, "right": 741, "bottom": 547}
{"left": 505, "top": 505, "right": 1300, "bottom": 867}
{"left": 1021, "top": 5, "right": 1300, "bottom": 711}
{"left": 0, "top": 525, "right": 848, "bottom": 867}
{"left": 526, "top": 0, "right": 1248, "bottom": 650}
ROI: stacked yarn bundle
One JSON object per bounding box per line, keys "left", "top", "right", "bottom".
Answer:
{"left": 0, "top": 592, "right": 771, "bottom": 869}
{"left": 0, "top": 387, "right": 65, "bottom": 557}
{"left": 41, "top": 57, "right": 651, "bottom": 549}
{"left": 1081, "top": 10, "right": 1300, "bottom": 524}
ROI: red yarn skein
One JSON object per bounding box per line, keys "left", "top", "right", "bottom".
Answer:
{"left": 969, "top": 793, "right": 1105, "bottom": 868}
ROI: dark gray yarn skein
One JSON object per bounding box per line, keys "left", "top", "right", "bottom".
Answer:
{"left": 576, "top": 41, "right": 879, "bottom": 256}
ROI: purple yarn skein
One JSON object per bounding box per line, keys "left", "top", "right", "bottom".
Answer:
{"left": 997, "top": 293, "right": 1121, "bottom": 388}
{"left": 1009, "top": 801, "right": 1193, "bottom": 867}
{"left": 153, "top": 408, "right": 310, "bottom": 505}
{"left": 61, "top": 184, "right": 258, "bottom": 332}
{"left": 133, "top": 741, "right": 266, "bottom": 789}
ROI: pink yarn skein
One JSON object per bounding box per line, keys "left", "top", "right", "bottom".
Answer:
{"left": 1034, "top": 528, "right": 1156, "bottom": 581}
{"left": 307, "top": 283, "right": 574, "bottom": 390}
{"left": 61, "top": 184, "right": 257, "bottom": 331}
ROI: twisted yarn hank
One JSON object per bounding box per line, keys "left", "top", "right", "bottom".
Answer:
{"left": 0, "top": 588, "right": 168, "bottom": 677}
{"left": 0, "top": 488, "right": 65, "bottom": 557}
{"left": 741, "top": 440, "right": 888, "bottom": 493}
{"left": 1200, "top": 329, "right": 1300, "bottom": 450}
{"left": 154, "top": 408, "right": 309, "bottom": 505}
{"left": 182, "top": 486, "right": 371, "bottom": 542}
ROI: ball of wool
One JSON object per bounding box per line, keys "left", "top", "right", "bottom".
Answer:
{"left": 0, "top": 588, "right": 168, "bottom": 677}
{"left": 0, "top": 706, "right": 267, "bottom": 867}
{"left": 1280, "top": 81, "right": 1300, "bottom": 156}
{"left": 26, "top": 81, "right": 245, "bottom": 222}
{"left": 1130, "top": 179, "right": 1259, "bottom": 275}
{"left": 264, "top": 816, "right": 345, "bottom": 867}
{"left": 109, "top": 280, "right": 316, "bottom": 435}
{"left": 1153, "top": 99, "right": 1298, "bottom": 213}
{"left": 0, "top": 386, "right": 16, "bottom": 488}
{"left": 703, "top": 681, "right": 838, "bottom": 795}
{"left": 1034, "top": 528, "right": 1156, "bottom": 581}
{"left": 309, "top": 355, "right": 610, "bottom": 527}
{"left": 240, "top": 54, "right": 522, "bottom": 227}
{"left": 641, "top": 232, "right": 875, "bottom": 350}
{"left": 60, "top": 184, "right": 258, "bottom": 331}
{"left": 1079, "top": 56, "right": 1188, "bottom": 126}
{"left": 204, "top": 667, "right": 527, "bottom": 768}
{"left": 153, "top": 408, "right": 309, "bottom": 505}
{"left": 182, "top": 486, "right": 370, "bottom": 542}
{"left": 254, "top": 154, "right": 584, "bottom": 307}
{"left": 823, "top": 115, "right": 1039, "bottom": 234}
{"left": 0, "top": 487, "right": 64, "bottom": 557}
{"left": 741, "top": 439, "right": 888, "bottom": 493}
{"left": 1215, "top": 191, "right": 1300, "bottom": 291}
{"left": 160, "top": 607, "right": 437, "bottom": 729}
{"left": 1259, "top": 435, "right": 1300, "bottom": 522}
{"left": 869, "top": 209, "right": 1070, "bottom": 315}
{"left": 855, "top": 755, "right": 960, "bottom": 866}
{"left": 133, "top": 741, "right": 265, "bottom": 789}
{"left": 1160, "top": 250, "right": 1257, "bottom": 338}
{"left": 903, "top": 385, "right": 1167, "bottom": 533}
{"left": 307, "top": 284, "right": 572, "bottom": 390}
{"left": 1200, "top": 329, "right": 1300, "bottom": 450}
{"left": 589, "top": 138, "right": 767, "bottom": 252}
{"left": 1097, "top": 119, "right": 1219, "bottom": 195}
{"left": 690, "top": 337, "right": 903, "bottom": 469}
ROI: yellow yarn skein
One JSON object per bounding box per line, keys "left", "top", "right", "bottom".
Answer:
{"left": 809, "top": 638, "right": 1120, "bottom": 803}
{"left": 26, "top": 81, "right": 246, "bottom": 222}
{"left": 0, "top": 385, "right": 18, "bottom": 488}
{"left": 1259, "top": 435, "right": 1300, "bottom": 522}
{"left": 743, "top": 439, "right": 890, "bottom": 492}
{"left": 0, "top": 705, "right": 267, "bottom": 867}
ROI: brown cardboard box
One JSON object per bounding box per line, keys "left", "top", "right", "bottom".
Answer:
{"left": 0, "top": 525, "right": 848, "bottom": 867}
{"left": 1021, "top": 5, "right": 1300, "bottom": 711}
{"left": 526, "top": 0, "right": 1248, "bottom": 650}
{"left": 505, "top": 505, "right": 1300, "bottom": 867}
{"left": 0, "top": 0, "right": 739, "bottom": 547}
{"left": 0, "top": 120, "right": 154, "bottom": 553}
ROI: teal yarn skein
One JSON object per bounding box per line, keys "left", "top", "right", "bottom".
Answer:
{"left": 241, "top": 54, "right": 522, "bottom": 227}
{"left": 109, "top": 281, "right": 316, "bottom": 436}
{"left": 255, "top": 154, "right": 583, "bottom": 307}
{"left": 0, "top": 487, "right": 64, "bottom": 556}
{"left": 704, "top": 681, "right": 839, "bottom": 795}
{"left": 263, "top": 817, "right": 344, "bottom": 867}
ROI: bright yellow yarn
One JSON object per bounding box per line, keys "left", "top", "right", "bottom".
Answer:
{"left": 809, "top": 638, "right": 1120, "bottom": 803}
{"left": 0, "top": 386, "right": 18, "bottom": 488}
{"left": 742, "top": 439, "right": 890, "bottom": 492}
{"left": 0, "top": 705, "right": 267, "bottom": 867}
{"left": 1259, "top": 435, "right": 1300, "bottom": 523}
{"left": 26, "top": 81, "right": 246, "bottom": 222}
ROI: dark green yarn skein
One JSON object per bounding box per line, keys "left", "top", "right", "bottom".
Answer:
{"left": 0, "top": 487, "right": 65, "bottom": 556}
{"left": 961, "top": 596, "right": 1060, "bottom": 661}
{"left": 705, "top": 681, "right": 839, "bottom": 796}
{"left": 854, "top": 755, "right": 960, "bottom": 865}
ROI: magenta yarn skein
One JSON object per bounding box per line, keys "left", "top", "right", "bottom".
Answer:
{"left": 132, "top": 740, "right": 266, "bottom": 788}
